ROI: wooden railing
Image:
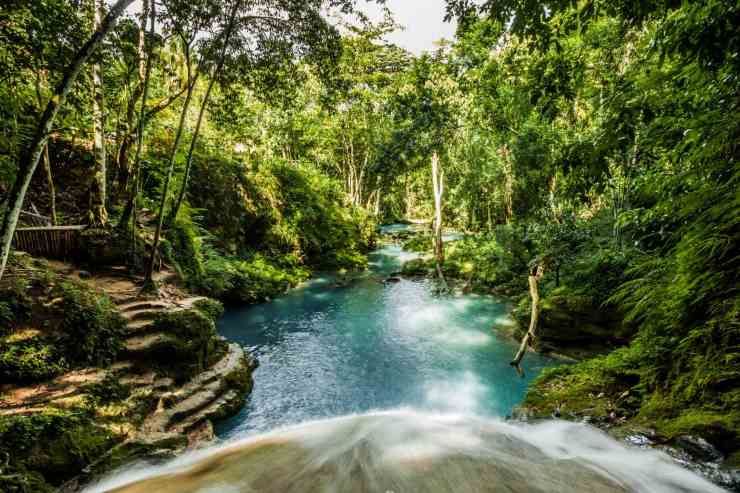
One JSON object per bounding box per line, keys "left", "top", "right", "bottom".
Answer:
{"left": 13, "top": 225, "right": 87, "bottom": 259}
{"left": 20, "top": 209, "right": 52, "bottom": 227}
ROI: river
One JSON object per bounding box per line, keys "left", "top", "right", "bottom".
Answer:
{"left": 85, "top": 226, "right": 725, "bottom": 493}
{"left": 215, "top": 234, "right": 557, "bottom": 438}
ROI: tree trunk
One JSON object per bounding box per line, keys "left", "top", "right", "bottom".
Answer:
{"left": 144, "top": 44, "right": 199, "bottom": 286}
{"left": 117, "top": 0, "right": 155, "bottom": 233}
{"left": 166, "top": 76, "right": 213, "bottom": 226}
{"left": 501, "top": 145, "right": 513, "bottom": 224}
{"left": 116, "top": 0, "right": 149, "bottom": 195}
{"left": 404, "top": 172, "right": 410, "bottom": 217}
{"left": 0, "top": 0, "right": 135, "bottom": 282}
{"left": 510, "top": 264, "right": 545, "bottom": 375}
{"left": 373, "top": 175, "right": 381, "bottom": 216}
{"left": 43, "top": 144, "right": 57, "bottom": 225}
{"left": 35, "top": 73, "right": 57, "bottom": 226}
{"left": 431, "top": 151, "right": 447, "bottom": 289}
{"left": 168, "top": 0, "right": 241, "bottom": 225}
{"left": 89, "top": 0, "right": 108, "bottom": 226}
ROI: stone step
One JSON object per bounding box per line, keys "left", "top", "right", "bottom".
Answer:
{"left": 142, "top": 382, "right": 222, "bottom": 433}
{"left": 122, "top": 308, "right": 161, "bottom": 322}
{"left": 111, "top": 293, "right": 139, "bottom": 304}
{"left": 125, "top": 318, "right": 157, "bottom": 334}
{"left": 140, "top": 344, "right": 251, "bottom": 433}
{"left": 124, "top": 332, "right": 175, "bottom": 356}
{"left": 170, "top": 389, "right": 241, "bottom": 434}
{"left": 173, "top": 344, "right": 247, "bottom": 401}
{"left": 171, "top": 296, "right": 208, "bottom": 310}
{"left": 168, "top": 380, "right": 223, "bottom": 424}
{"left": 118, "top": 300, "right": 169, "bottom": 312}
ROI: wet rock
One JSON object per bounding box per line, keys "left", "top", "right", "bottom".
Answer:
{"left": 384, "top": 277, "right": 402, "bottom": 284}
{"left": 658, "top": 444, "right": 740, "bottom": 492}
{"left": 625, "top": 434, "right": 654, "bottom": 448}
{"left": 512, "top": 292, "right": 634, "bottom": 356}
{"left": 675, "top": 435, "right": 724, "bottom": 463}
{"left": 187, "top": 421, "right": 215, "bottom": 449}
{"left": 78, "top": 270, "right": 92, "bottom": 279}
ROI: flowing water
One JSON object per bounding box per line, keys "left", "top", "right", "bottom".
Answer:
{"left": 213, "top": 241, "right": 555, "bottom": 437}
{"left": 84, "top": 226, "right": 725, "bottom": 493}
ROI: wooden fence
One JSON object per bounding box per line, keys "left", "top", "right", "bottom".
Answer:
{"left": 13, "top": 225, "right": 87, "bottom": 259}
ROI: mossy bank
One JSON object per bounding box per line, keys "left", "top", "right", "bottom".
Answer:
{"left": 0, "top": 255, "right": 256, "bottom": 493}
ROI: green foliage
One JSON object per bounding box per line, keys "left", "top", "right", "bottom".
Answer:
{"left": 198, "top": 250, "right": 310, "bottom": 305}
{"left": 149, "top": 309, "right": 220, "bottom": 378}
{"left": 0, "top": 410, "right": 118, "bottom": 491}
{"left": 193, "top": 298, "right": 225, "bottom": 321}
{"left": 0, "top": 279, "right": 125, "bottom": 383}
{"left": 0, "top": 340, "right": 66, "bottom": 383}
{"left": 52, "top": 281, "right": 125, "bottom": 366}
{"left": 163, "top": 213, "right": 206, "bottom": 282}
{"left": 0, "top": 279, "right": 33, "bottom": 328}
{"left": 402, "top": 234, "right": 433, "bottom": 253}
{"left": 0, "top": 0, "right": 737, "bottom": 466}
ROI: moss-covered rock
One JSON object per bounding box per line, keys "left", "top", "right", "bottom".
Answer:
{"left": 0, "top": 411, "right": 122, "bottom": 492}
{"left": 76, "top": 228, "right": 132, "bottom": 267}
{"left": 148, "top": 309, "right": 220, "bottom": 380}
{"left": 512, "top": 289, "right": 632, "bottom": 356}
{"left": 193, "top": 298, "right": 225, "bottom": 321}
{"left": 52, "top": 281, "right": 126, "bottom": 366}
{"left": 75, "top": 432, "right": 188, "bottom": 487}
{"left": 0, "top": 276, "right": 125, "bottom": 383}
{"left": 518, "top": 345, "right": 740, "bottom": 475}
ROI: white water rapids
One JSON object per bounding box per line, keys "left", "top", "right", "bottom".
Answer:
{"left": 84, "top": 410, "right": 725, "bottom": 493}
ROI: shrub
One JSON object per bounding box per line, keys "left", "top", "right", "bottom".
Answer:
{"left": 0, "top": 410, "right": 118, "bottom": 490}
{"left": 0, "top": 340, "right": 67, "bottom": 383}
{"left": 198, "top": 250, "right": 310, "bottom": 304}
{"left": 52, "top": 281, "right": 126, "bottom": 366}
{"left": 0, "top": 278, "right": 34, "bottom": 327}
{"left": 193, "top": 298, "right": 225, "bottom": 321}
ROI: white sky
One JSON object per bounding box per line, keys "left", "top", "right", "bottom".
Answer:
{"left": 124, "top": 0, "right": 457, "bottom": 55}
{"left": 356, "top": 0, "right": 457, "bottom": 55}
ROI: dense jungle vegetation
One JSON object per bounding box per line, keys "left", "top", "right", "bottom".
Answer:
{"left": 0, "top": 0, "right": 738, "bottom": 489}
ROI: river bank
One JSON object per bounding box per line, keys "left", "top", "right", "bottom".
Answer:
{"left": 388, "top": 225, "right": 739, "bottom": 491}
{"left": 0, "top": 253, "right": 256, "bottom": 492}
{"left": 3, "top": 226, "right": 736, "bottom": 492}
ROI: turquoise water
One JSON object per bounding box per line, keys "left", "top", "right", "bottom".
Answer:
{"left": 89, "top": 229, "right": 724, "bottom": 493}
{"left": 216, "top": 233, "right": 558, "bottom": 439}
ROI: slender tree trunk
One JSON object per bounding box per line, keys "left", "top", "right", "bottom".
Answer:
{"left": 166, "top": 76, "right": 213, "bottom": 226}
{"left": 501, "top": 145, "right": 513, "bottom": 224}
{"left": 144, "top": 45, "right": 199, "bottom": 286}
{"left": 431, "top": 151, "right": 447, "bottom": 288}
{"left": 0, "top": 0, "right": 135, "bottom": 282}
{"left": 35, "top": 73, "right": 57, "bottom": 226}
{"left": 168, "top": 0, "right": 241, "bottom": 225}
{"left": 116, "top": 0, "right": 149, "bottom": 194}
{"left": 117, "top": 0, "right": 155, "bottom": 233}
{"left": 511, "top": 264, "right": 545, "bottom": 375}
{"left": 89, "top": 0, "right": 109, "bottom": 226}
{"left": 404, "top": 172, "right": 410, "bottom": 218}
{"left": 43, "top": 144, "right": 57, "bottom": 225}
